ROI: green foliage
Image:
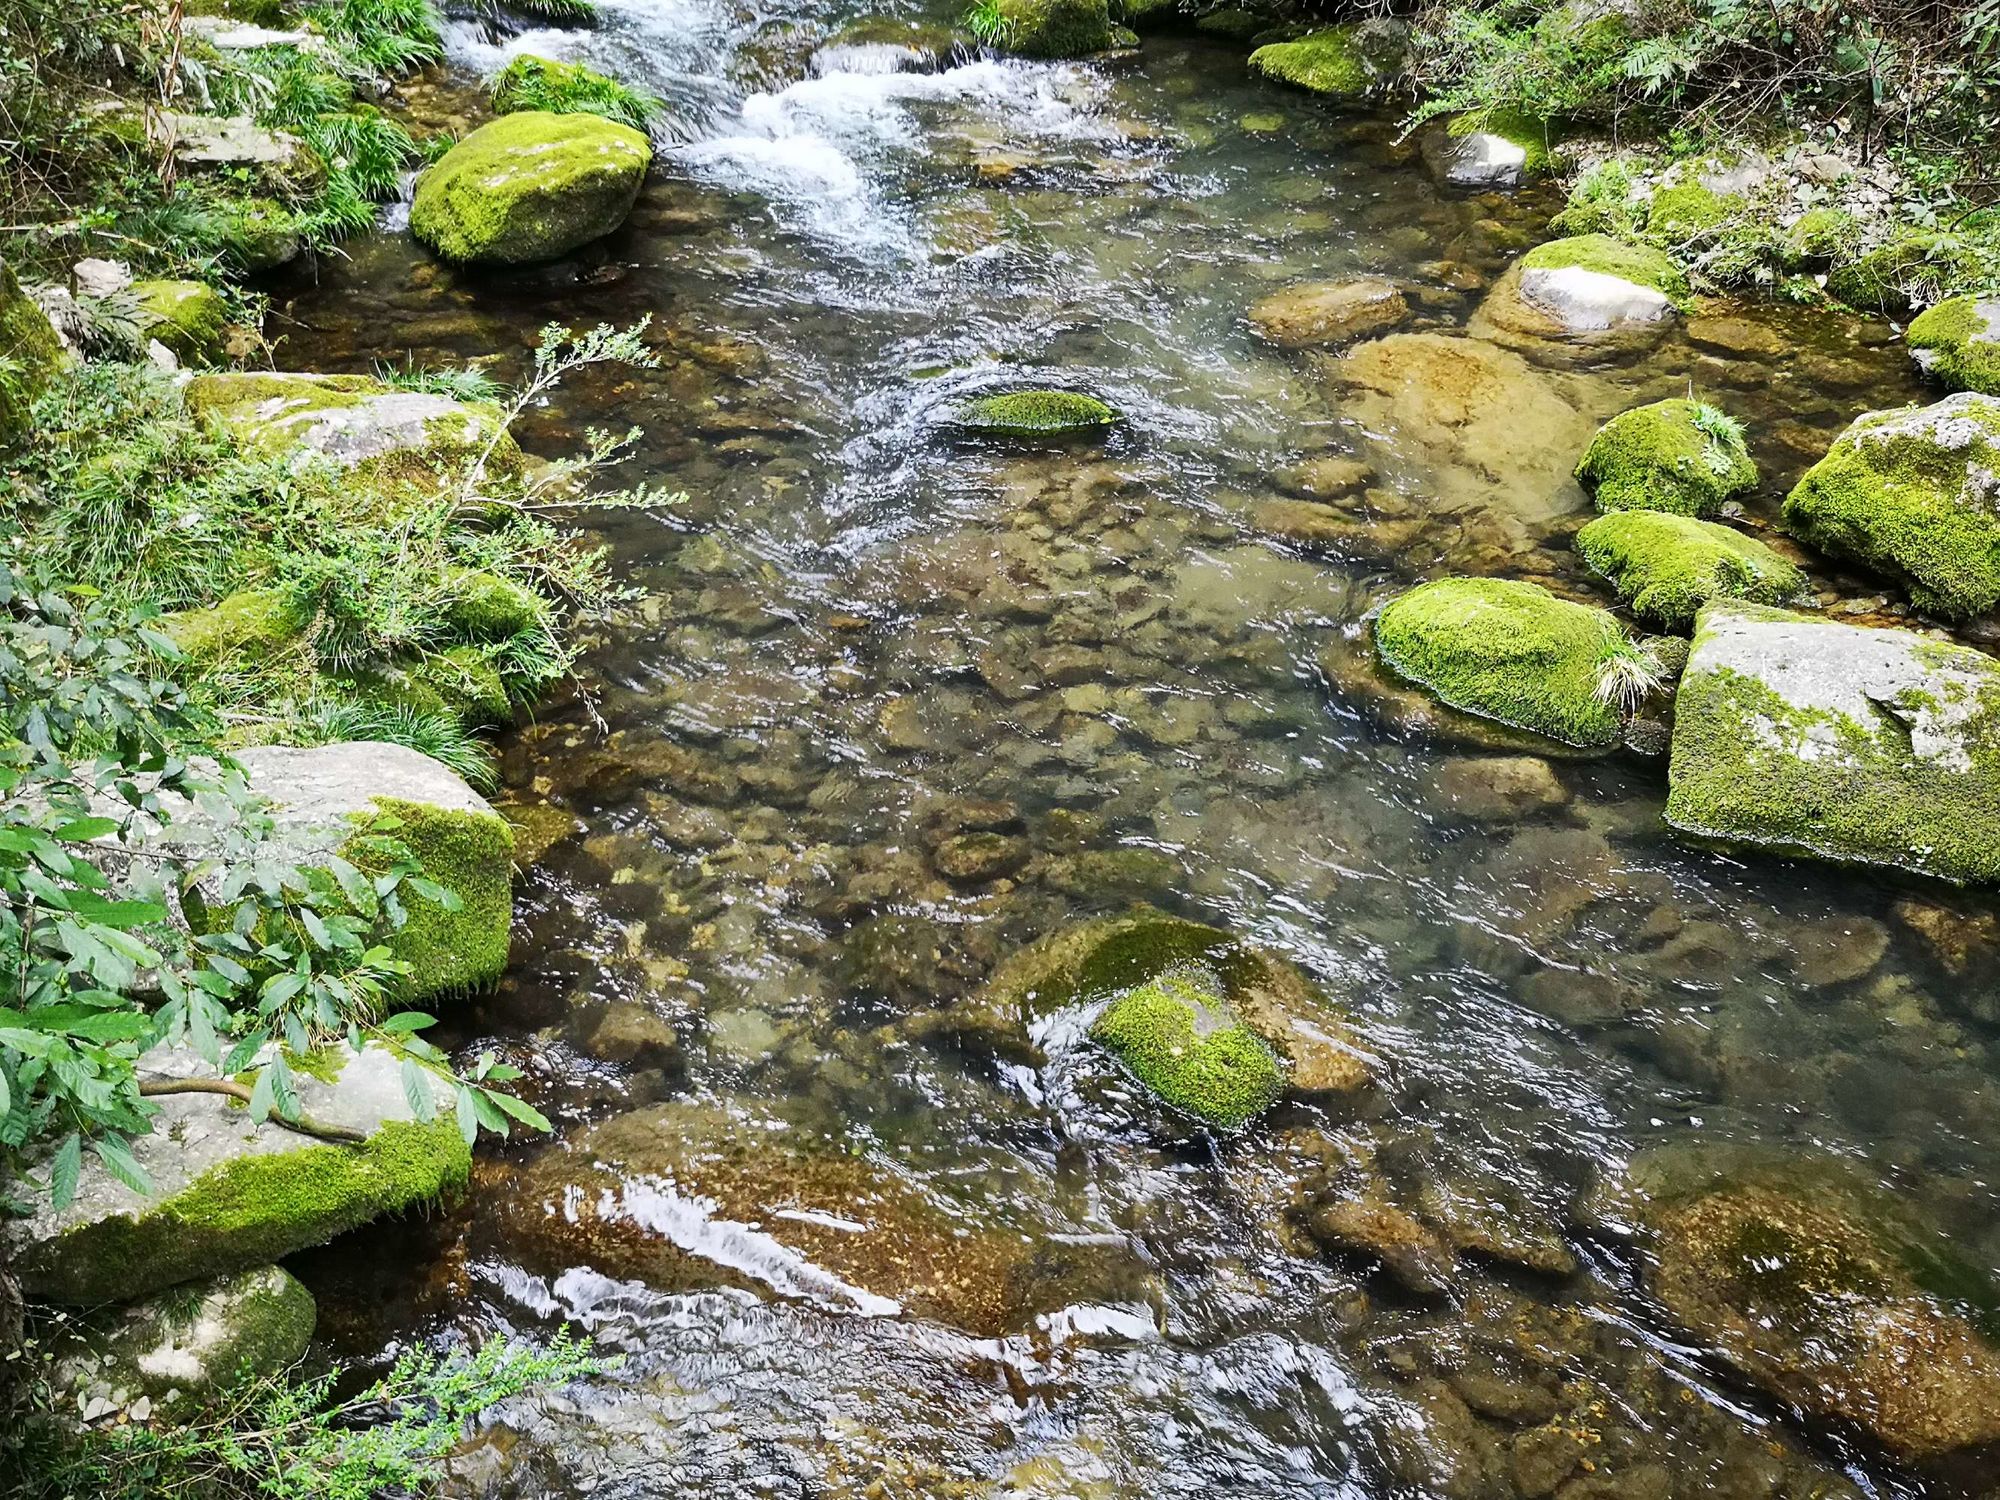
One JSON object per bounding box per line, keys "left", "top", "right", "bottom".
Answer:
{"left": 372, "top": 358, "right": 506, "bottom": 404}
{"left": 1091, "top": 971, "right": 1283, "bottom": 1130}
{"left": 7, "top": 1329, "right": 604, "bottom": 1499}
{"left": 965, "top": 0, "right": 1014, "bottom": 44}
{"left": 302, "top": 699, "right": 497, "bottom": 790}
{"left": 487, "top": 54, "right": 663, "bottom": 133}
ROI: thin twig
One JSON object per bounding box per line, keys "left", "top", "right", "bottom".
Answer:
{"left": 138, "top": 1078, "right": 368, "bottom": 1143}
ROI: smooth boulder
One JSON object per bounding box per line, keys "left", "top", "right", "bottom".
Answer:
{"left": 4, "top": 1042, "right": 469, "bottom": 1303}
{"left": 1574, "top": 397, "right": 1758, "bottom": 517}
{"left": 1666, "top": 600, "right": 2000, "bottom": 883}
{"left": 411, "top": 111, "right": 652, "bottom": 266}
{"left": 1576, "top": 511, "right": 1803, "bottom": 631}
{"left": 1907, "top": 295, "right": 2000, "bottom": 395}
{"left": 1477, "top": 235, "right": 1687, "bottom": 343}
{"left": 1248, "top": 277, "right": 1407, "bottom": 350}
{"left": 1783, "top": 392, "right": 2000, "bottom": 620}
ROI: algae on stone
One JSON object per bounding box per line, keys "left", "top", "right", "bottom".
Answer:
{"left": 1373, "top": 577, "right": 1629, "bottom": 749}
{"left": 1574, "top": 398, "right": 1757, "bottom": 518}
{"left": 1907, "top": 295, "right": 2000, "bottom": 396}
{"left": 1782, "top": 392, "right": 2000, "bottom": 620}
{"left": 411, "top": 110, "right": 652, "bottom": 266}
{"left": 1666, "top": 600, "right": 2000, "bottom": 883}
{"left": 1090, "top": 970, "right": 1285, "bottom": 1129}
{"left": 1576, "top": 511, "right": 1803, "bottom": 631}
{"left": 488, "top": 54, "right": 662, "bottom": 134}
{"left": 956, "top": 388, "right": 1118, "bottom": 438}
{"left": 994, "top": 0, "right": 1112, "bottom": 57}
{"left": 162, "top": 587, "right": 308, "bottom": 669}
{"left": 1521, "top": 233, "right": 1689, "bottom": 304}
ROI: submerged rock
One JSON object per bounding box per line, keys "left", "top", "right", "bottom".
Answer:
{"left": 1573, "top": 397, "right": 1758, "bottom": 518}
{"left": 1433, "top": 754, "right": 1568, "bottom": 823}
{"left": 1247, "top": 276, "right": 1408, "bottom": 350}
{"left": 1782, "top": 392, "right": 2000, "bottom": 620}
{"left": 411, "top": 111, "right": 652, "bottom": 266}
{"left": 955, "top": 389, "right": 1118, "bottom": 440}
{"left": 1373, "top": 578, "right": 1630, "bottom": 751}
{"left": 0, "top": 255, "right": 69, "bottom": 445}
{"left": 4, "top": 1042, "right": 469, "bottom": 1304}
{"left": 1611, "top": 1147, "right": 2000, "bottom": 1459}
{"left": 1090, "top": 971, "right": 1285, "bottom": 1129}
{"left": 485, "top": 1102, "right": 1149, "bottom": 1335}
{"left": 1575, "top": 511, "right": 1802, "bottom": 631}
{"left": 1907, "top": 295, "right": 2000, "bottom": 395}
{"left": 1666, "top": 601, "right": 2000, "bottom": 883}
{"left": 993, "top": 0, "right": 1112, "bottom": 57}
{"left": 48, "top": 1265, "right": 315, "bottom": 1426}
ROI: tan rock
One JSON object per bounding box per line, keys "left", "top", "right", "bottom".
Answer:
{"left": 1249, "top": 276, "right": 1409, "bottom": 350}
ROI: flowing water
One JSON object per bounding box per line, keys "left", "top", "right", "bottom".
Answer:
{"left": 268, "top": 6, "right": 2000, "bottom": 1496}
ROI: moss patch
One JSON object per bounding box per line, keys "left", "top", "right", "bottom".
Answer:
{"left": 1782, "top": 393, "right": 2000, "bottom": 620}
{"left": 957, "top": 389, "right": 1118, "bottom": 438}
{"left": 1373, "top": 577, "right": 1627, "bottom": 749}
{"left": 1248, "top": 27, "right": 1370, "bottom": 98}
{"left": 1575, "top": 398, "right": 1758, "bottom": 518}
{"left": 0, "top": 256, "right": 69, "bottom": 446}
{"left": 348, "top": 796, "right": 513, "bottom": 996}
{"left": 488, "top": 54, "right": 661, "bottom": 134}
{"left": 1090, "top": 971, "right": 1284, "bottom": 1129}
{"left": 1453, "top": 108, "right": 1553, "bottom": 174}
{"left": 1907, "top": 296, "right": 2000, "bottom": 396}
{"left": 1521, "top": 234, "right": 1689, "bottom": 305}
{"left": 995, "top": 0, "right": 1112, "bottom": 57}
{"left": 441, "top": 567, "right": 548, "bottom": 640}
{"left": 411, "top": 111, "right": 652, "bottom": 266}
{"left": 1644, "top": 182, "right": 1742, "bottom": 244}
{"left": 131, "top": 279, "right": 230, "bottom": 364}
{"left": 162, "top": 587, "right": 308, "bottom": 670}
{"left": 1576, "top": 512, "right": 1803, "bottom": 632}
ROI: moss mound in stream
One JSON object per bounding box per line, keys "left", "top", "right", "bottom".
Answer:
{"left": 1091, "top": 971, "right": 1284, "bottom": 1130}
{"left": 411, "top": 111, "right": 652, "bottom": 266}
{"left": 995, "top": 0, "right": 1112, "bottom": 58}
{"left": 489, "top": 54, "right": 662, "bottom": 134}
{"left": 1576, "top": 511, "right": 1803, "bottom": 632}
{"left": 1521, "top": 234, "right": 1690, "bottom": 304}
{"left": 956, "top": 389, "right": 1118, "bottom": 439}
{"left": 1574, "top": 398, "right": 1758, "bottom": 517}
{"left": 1248, "top": 26, "right": 1370, "bottom": 98}
{"left": 1907, "top": 295, "right": 2000, "bottom": 395}
{"left": 1373, "top": 577, "right": 1627, "bottom": 749}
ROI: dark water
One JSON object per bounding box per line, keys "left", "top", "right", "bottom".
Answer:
{"left": 271, "top": 7, "right": 2000, "bottom": 1497}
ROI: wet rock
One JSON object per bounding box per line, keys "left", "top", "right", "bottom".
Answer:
{"left": 1248, "top": 24, "right": 1404, "bottom": 101}
{"left": 1477, "top": 236, "right": 1686, "bottom": 338}
{"left": 1515, "top": 967, "right": 1635, "bottom": 1028}
{"left": 1276, "top": 453, "right": 1373, "bottom": 500}
{"left": 953, "top": 388, "right": 1118, "bottom": 441}
{"left": 932, "top": 831, "right": 1031, "bottom": 883}
{"left": 1783, "top": 915, "right": 1889, "bottom": 988}
{"left": 1685, "top": 314, "right": 1787, "bottom": 359}
{"left": 1891, "top": 896, "right": 1998, "bottom": 976}
{"left": 485, "top": 1102, "right": 1149, "bottom": 1335}
{"left": 412, "top": 112, "right": 652, "bottom": 265}
{"left": 1091, "top": 970, "right": 1285, "bottom": 1129}
{"left": 1575, "top": 511, "right": 1802, "bottom": 631}
{"left": 1418, "top": 118, "right": 1549, "bottom": 189}
{"left": 1782, "top": 392, "right": 2000, "bottom": 620}
{"left": 1043, "top": 846, "right": 1182, "bottom": 902}
{"left": 993, "top": 0, "right": 1111, "bottom": 58}
{"left": 1309, "top": 1194, "right": 1459, "bottom": 1294}
{"left": 1613, "top": 1148, "right": 2000, "bottom": 1458}
{"left": 1573, "top": 398, "right": 1758, "bottom": 519}
{"left": 1413, "top": 1179, "right": 1577, "bottom": 1278}
{"left": 4, "top": 1042, "right": 468, "bottom": 1303}
{"left": 497, "top": 798, "right": 583, "bottom": 867}
{"left": 1906, "top": 295, "right": 2000, "bottom": 395}
{"left": 573, "top": 998, "right": 682, "bottom": 1070}
{"left": 1666, "top": 601, "right": 2000, "bottom": 884}
{"left": 1248, "top": 276, "right": 1408, "bottom": 350}
{"left": 1433, "top": 755, "right": 1568, "bottom": 823}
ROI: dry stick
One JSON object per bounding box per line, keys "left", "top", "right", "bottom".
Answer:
{"left": 138, "top": 1078, "right": 368, "bottom": 1144}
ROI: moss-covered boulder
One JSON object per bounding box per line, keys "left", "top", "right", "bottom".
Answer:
{"left": 1666, "top": 600, "right": 2000, "bottom": 883}
{"left": 1248, "top": 26, "right": 1374, "bottom": 99}
{"left": 1090, "top": 970, "right": 1284, "bottom": 1129}
{"left": 47, "top": 1265, "right": 315, "bottom": 1426}
{"left": 1575, "top": 512, "right": 1803, "bottom": 632}
{"left": 2, "top": 1041, "right": 469, "bottom": 1304}
{"left": 440, "top": 567, "right": 549, "bottom": 640}
{"left": 1373, "top": 578, "right": 1630, "bottom": 750}
{"left": 1907, "top": 295, "right": 2000, "bottom": 395}
{"left": 1574, "top": 398, "right": 1758, "bottom": 518}
{"left": 488, "top": 54, "right": 661, "bottom": 134}
{"left": 0, "top": 254, "right": 70, "bottom": 447}
{"left": 216, "top": 197, "right": 302, "bottom": 272}
{"left": 130, "top": 278, "right": 230, "bottom": 363}
{"left": 1609, "top": 1147, "right": 2000, "bottom": 1458}
{"left": 1248, "top": 276, "right": 1407, "bottom": 350}
{"left": 959, "top": 908, "right": 1372, "bottom": 1104}
{"left": 1480, "top": 235, "right": 1687, "bottom": 343}
{"left": 1642, "top": 180, "right": 1742, "bottom": 243}
{"left": 1783, "top": 393, "right": 2000, "bottom": 620}
{"left": 161, "top": 587, "right": 307, "bottom": 672}
{"left": 1827, "top": 230, "right": 1981, "bottom": 316}
{"left": 484, "top": 1100, "right": 1150, "bottom": 1335}
{"left": 955, "top": 388, "right": 1118, "bottom": 440}
{"left": 993, "top": 0, "right": 1112, "bottom": 57}
{"left": 185, "top": 371, "right": 523, "bottom": 503}
{"left": 411, "top": 111, "right": 652, "bottom": 266}
{"left": 1417, "top": 111, "right": 1552, "bottom": 189}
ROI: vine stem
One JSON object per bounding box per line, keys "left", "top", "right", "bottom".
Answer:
{"left": 138, "top": 1079, "right": 368, "bottom": 1144}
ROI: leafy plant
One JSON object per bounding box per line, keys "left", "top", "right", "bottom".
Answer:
{"left": 1688, "top": 399, "right": 1746, "bottom": 453}
{"left": 301, "top": 698, "right": 496, "bottom": 790}
{"left": 964, "top": 0, "right": 1014, "bottom": 46}
{"left": 372, "top": 358, "right": 505, "bottom": 404}
{"left": 487, "top": 54, "right": 664, "bottom": 134}
{"left": 1591, "top": 633, "right": 1667, "bottom": 712}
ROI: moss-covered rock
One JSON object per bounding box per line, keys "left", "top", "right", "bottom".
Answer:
{"left": 411, "top": 111, "right": 652, "bottom": 266}
{"left": 1666, "top": 600, "right": 2000, "bottom": 883}
{"left": 994, "top": 0, "right": 1112, "bottom": 57}
{"left": 440, "top": 567, "right": 548, "bottom": 640}
{"left": 1418, "top": 110, "right": 1553, "bottom": 188}
{"left": 955, "top": 388, "right": 1118, "bottom": 439}
{"left": 216, "top": 197, "right": 302, "bottom": 272}
{"left": 1827, "top": 230, "right": 1984, "bottom": 315}
{"left": 3, "top": 1042, "right": 469, "bottom": 1303}
{"left": 1090, "top": 970, "right": 1284, "bottom": 1129}
{"left": 1781, "top": 206, "right": 1851, "bottom": 270}
{"left": 1523, "top": 234, "right": 1688, "bottom": 300}
{"left": 1907, "top": 295, "right": 2000, "bottom": 395}
{"left": 130, "top": 279, "right": 230, "bottom": 364}
{"left": 1783, "top": 393, "right": 2000, "bottom": 620}
{"left": 48, "top": 1265, "right": 315, "bottom": 1425}
{"left": 488, "top": 54, "right": 661, "bottom": 134}
{"left": 1373, "top": 577, "right": 1629, "bottom": 749}
{"left": 1574, "top": 398, "right": 1758, "bottom": 518}
{"left": 1247, "top": 26, "right": 1374, "bottom": 99}
{"left": 0, "top": 255, "right": 69, "bottom": 447}
{"left": 1612, "top": 1146, "right": 2000, "bottom": 1457}
{"left": 1643, "top": 181, "right": 1742, "bottom": 243}
{"left": 161, "top": 587, "right": 308, "bottom": 670}
{"left": 1486, "top": 234, "right": 1689, "bottom": 340}
{"left": 959, "top": 908, "right": 1372, "bottom": 1099}
{"left": 1575, "top": 512, "right": 1803, "bottom": 632}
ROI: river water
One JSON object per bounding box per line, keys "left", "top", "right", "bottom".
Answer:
{"left": 269, "top": 4, "right": 2000, "bottom": 1496}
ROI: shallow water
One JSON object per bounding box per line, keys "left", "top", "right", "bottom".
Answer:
{"left": 271, "top": 8, "right": 2000, "bottom": 1497}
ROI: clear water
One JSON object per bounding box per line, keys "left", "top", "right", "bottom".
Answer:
{"left": 271, "top": 6, "right": 2000, "bottom": 1496}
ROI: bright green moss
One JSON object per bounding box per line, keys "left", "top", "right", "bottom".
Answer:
{"left": 1827, "top": 231, "right": 1996, "bottom": 315}
{"left": 1908, "top": 296, "right": 2000, "bottom": 396}
{"left": 441, "top": 567, "right": 548, "bottom": 640}
{"left": 215, "top": 197, "right": 302, "bottom": 272}
{"left": 995, "top": 0, "right": 1113, "bottom": 57}
{"left": 1522, "top": 234, "right": 1690, "bottom": 305}
{"left": 1455, "top": 108, "right": 1554, "bottom": 174}
{"left": 1783, "top": 207, "right": 1851, "bottom": 269}
{"left": 0, "top": 256, "right": 68, "bottom": 447}
{"left": 1247, "top": 26, "right": 1369, "bottom": 97}
{"left": 958, "top": 389, "right": 1118, "bottom": 437}
{"left": 162, "top": 587, "right": 308, "bottom": 668}
{"left": 1575, "top": 398, "right": 1758, "bottom": 518}
{"left": 1576, "top": 512, "right": 1803, "bottom": 632}
{"left": 1644, "top": 182, "right": 1741, "bottom": 244}
{"left": 1091, "top": 972, "right": 1283, "bottom": 1130}
{"left": 131, "top": 278, "right": 229, "bottom": 363}
{"left": 489, "top": 54, "right": 663, "bottom": 134}
{"left": 415, "top": 645, "right": 513, "bottom": 726}
{"left": 1783, "top": 394, "right": 2000, "bottom": 620}
{"left": 348, "top": 796, "right": 513, "bottom": 996}
{"left": 18, "top": 1118, "right": 468, "bottom": 1304}
{"left": 411, "top": 111, "right": 652, "bottom": 266}
{"left": 1373, "top": 577, "right": 1626, "bottom": 748}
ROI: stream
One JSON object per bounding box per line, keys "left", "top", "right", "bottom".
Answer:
{"left": 267, "top": 5, "right": 2000, "bottom": 1496}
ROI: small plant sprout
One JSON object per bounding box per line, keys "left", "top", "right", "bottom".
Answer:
{"left": 1592, "top": 633, "right": 1667, "bottom": 713}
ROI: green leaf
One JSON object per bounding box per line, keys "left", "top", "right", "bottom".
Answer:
{"left": 248, "top": 1066, "right": 276, "bottom": 1125}
{"left": 0, "top": 1067, "right": 11, "bottom": 1116}
{"left": 53, "top": 816, "right": 120, "bottom": 842}
{"left": 401, "top": 1058, "right": 434, "bottom": 1123}
{"left": 92, "top": 1136, "right": 153, "bottom": 1196}
{"left": 380, "top": 1011, "right": 436, "bottom": 1034}
{"left": 50, "top": 1133, "right": 82, "bottom": 1210}
{"left": 489, "top": 1090, "right": 552, "bottom": 1134}
{"left": 471, "top": 1088, "right": 510, "bottom": 1136}
{"left": 455, "top": 1084, "right": 480, "bottom": 1145}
